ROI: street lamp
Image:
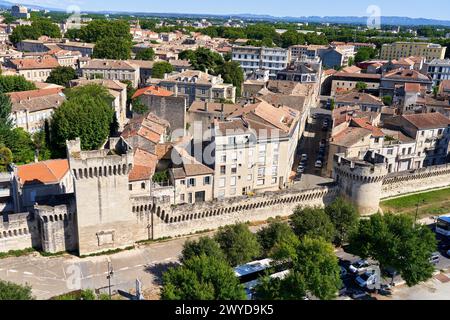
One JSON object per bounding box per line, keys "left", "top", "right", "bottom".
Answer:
{"left": 106, "top": 261, "right": 114, "bottom": 298}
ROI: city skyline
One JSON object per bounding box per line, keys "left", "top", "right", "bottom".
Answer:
{"left": 11, "top": 0, "right": 450, "bottom": 21}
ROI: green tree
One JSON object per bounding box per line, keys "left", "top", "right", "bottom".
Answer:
{"left": 46, "top": 66, "right": 78, "bottom": 86}
{"left": 3, "top": 128, "right": 36, "bottom": 165}
{"left": 325, "top": 197, "right": 359, "bottom": 246}
{"left": 135, "top": 48, "right": 155, "bottom": 61}
{"left": 349, "top": 213, "right": 437, "bottom": 287}
{"left": 0, "top": 75, "right": 36, "bottom": 93}
{"left": 179, "top": 47, "right": 224, "bottom": 73}
{"left": 93, "top": 36, "right": 131, "bottom": 60}
{"left": 255, "top": 271, "right": 307, "bottom": 300}
{"left": 9, "top": 25, "right": 40, "bottom": 44}
{"left": 0, "top": 280, "right": 34, "bottom": 300}
{"left": 216, "top": 61, "right": 244, "bottom": 97}
{"left": 382, "top": 95, "right": 393, "bottom": 106}
{"left": 152, "top": 61, "right": 174, "bottom": 79}
{"left": 280, "top": 29, "right": 305, "bottom": 48}
{"left": 161, "top": 254, "right": 246, "bottom": 300}
{"left": 32, "top": 19, "right": 61, "bottom": 38}
{"left": 0, "top": 145, "right": 12, "bottom": 172}
{"left": 0, "top": 93, "right": 12, "bottom": 127}
{"left": 181, "top": 237, "right": 226, "bottom": 263}
{"left": 355, "top": 81, "right": 368, "bottom": 92}
{"left": 50, "top": 84, "right": 114, "bottom": 152}
{"left": 257, "top": 218, "right": 298, "bottom": 257}
{"left": 77, "top": 20, "right": 131, "bottom": 43}
{"left": 215, "top": 223, "right": 262, "bottom": 266}
{"left": 80, "top": 289, "right": 96, "bottom": 300}
{"left": 354, "top": 47, "right": 377, "bottom": 64}
{"left": 290, "top": 207, "right": 335, "bottom": 242}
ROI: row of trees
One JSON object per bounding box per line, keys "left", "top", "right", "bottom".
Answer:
{"left": 162, "top": 197, "right": 438, "bottom": 300}
{"left": 10, "top": 19, "right": 61, "bottom": 44}
{"left": 179, "top": 48, "right": 244, "bottom": 96}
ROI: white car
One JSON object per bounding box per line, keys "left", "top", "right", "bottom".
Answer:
{"left": 315, "top": 160, "right": 323, "bottom": 168}
{"left": 297, "top": 166, "right": 305, "bottom": 174}
{"left": 356, "top": 271, "right": 378, "bottom": 288}
{"left": 349, "top": 260, "right": 370, "bottom": 274}
{"left": 301, "top": 154, "right": 308, "bottom": 162}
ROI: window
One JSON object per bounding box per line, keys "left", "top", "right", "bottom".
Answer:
{"left": 219, "top": 178, "right": 226, "bottom": 188}
{"left": 129, "top": 184, "right": 133, "bottom": 191}
{"left": 230, "top": 188, "right": 237, "bottom": 196}
{"left": 231, "top": 152, "right": 238, "bottom": 162}
{"left": 257, "top": 179, "right": 265, "bottom": 186}
{"left": 230, "top": 176, "right": 237, "bottom": 187}
{"left": 188, "top": 178, "right": 196, "bottom": 187}
{"left": 247, "top": 174, "right": 253, "bottom": 181}
{"left": 228, "top": 137, "right": 236, "bottom": 145}
{"left": 220, "top": 166, "right": 226, "bottom": 175}
{"left": 204, "top": 176, "right": 211, "bottom": 185}
{"left": 180, "top": 194, "right": 185, "bottom": 202}
{"left": 141, "top": 182, "right": 146, "bottom": 190}
{"left": 218, "top": 190, "right": 225, "bottom": 198}
{"left": 387, "top": 149, "right": 393, "bottom": 155}
{"left": 188, "top": 193, "right": 193, "bottom": 204}
{"left": 220, "top": 154, "right": 227, "bottom": 163}
{"left": 231, "top": 164, "right": 237, "bottom": 174}
{"left": 272, "top": 177, "right": 278, "bottom": 184}
{"left": 258, "top": 167, "right": 265, "bottom": 176}
{"left": 180, "top": 180, "right": 186, "bottom": 185}
{"left": 272, "top": 166, "right": 278, "bottom": 176}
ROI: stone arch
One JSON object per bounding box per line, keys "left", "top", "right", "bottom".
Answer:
{"left": 123, "top": 164, "right": 127, "bottom": 174}
{"left": 84, "top": 168, "right": 88, "bottom": 178}
{"left": 13, "top": 230, "right": 17, "bottom": 236}
{"left": 169, "top": 217, "right": 173, "bottom": 223}
{"left": 18, "top": 229, "right": 22, "bottom": 235}
{"left": 8, "top": 230, "right": 12, "bottom": 237}
{"left": 94, "top": 167, "right": 98, "bottom": 177}
{"left": 3, "top": 231, "right": 7, "bottom": 237}
{"left": 59, "top": 214, "right": 63, "bottom": 221}
{"left": 49, "top": 216, "right": 54, "bottom": 222}
{"left": 118, "top": 165, "right": 122, "bottom": 175}
{"left": 43, "top": 216, "right": 48, "bottom": 223}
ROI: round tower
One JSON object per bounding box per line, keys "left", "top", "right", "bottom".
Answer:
{"left": 333, "top": 152, "right": 388, "bottom": 215}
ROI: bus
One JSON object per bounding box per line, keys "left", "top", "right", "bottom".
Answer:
{"left": 436, "top": 216, "right": 450, "bottom": 237}
{"left": 234, "top": 259, "right": 273, "bottom": 284}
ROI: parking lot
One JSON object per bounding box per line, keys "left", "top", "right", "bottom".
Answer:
{"left": 335, "top": 226, "right": 450, "bottom": 300}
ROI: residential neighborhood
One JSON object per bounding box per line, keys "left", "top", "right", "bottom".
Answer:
{"left": 0, "top": 1, "right": 450, "bottom": 306}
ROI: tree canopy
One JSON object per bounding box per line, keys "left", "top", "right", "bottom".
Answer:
{"left": 0, "top": 280, "right": 34, "bottom": 300}
{"left": 46, "top": 66, "right": 78, "bottom": 86}
{"left": 0, "top": 75, "right": 36, "bottom": 93}
{"left": 215, "top": 223, "right": 262, "bottom": 266}
{"left": 354, "top": 47, "right": 377, "bottom": 64}
{"left": 93, "top": 36, "right": 132, "bottom": 60}
{"left": 10, "top": 19, "right": 61, "bottom": 44}
{"left": 181, "top": 237, "right": 226, "bottom": 263}
{"left": 50, "top": 84, "right": 115, "bottom": 152}
{"left": 349, "top": 213, "right": 437, "bottom": 287}
{"left": 216, "top": 61, "right": 244, "bottom": 97}
{"left": 161, "top": 255, "right": 246, "bottom": 300}
{"left": 325, "top": 197, "right": 359, "bottom": 246}
{"left": 135, "top": 48, "right": 155, "bottom": 61}
{"left": 257, "top": 218, "right": 299, "bottom": 257}
{"left": 291, "top": 207, "right": 336, "bottom": 242}
{"left": 152, "top": 61, "right": 174, "bottom": 79}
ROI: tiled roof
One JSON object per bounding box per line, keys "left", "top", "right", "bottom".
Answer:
{"left": 188, "top": 101, "right": 241, "bottom": 115}
{"left": 10, "top": 56, "right": 60, "bottom": 70}
{"left": 132, "top": 86, "right": 173, "bottom": 99}
{"left": 17, "top": 159, "right": 69, "bottom": 186}
{"left": 171, "top": 146, "right": 214, "bottom": 178}
{"left": 82, "top": 59, "right": 137, "bottom": 70}
{"left": 8, "top": 88, "right": 65, "bottom": 113}
{"left": 332, "top": 127, "right": 372, "bottom": 147}
{"left": 121, "top": 112, "right": 170, "bottom": 145}
{"left": 402, "top": 113, "right": 450, "bottom": 130}
{"left": 383, "top": 68, "right": 431, "bottom": 82}
{"left": 351, "top": 118, "right": 385, "bottom": 137}
{"left": 335, "top": 92, "right": 383, "bottom": 106}
{"left": 128, "top": 148, "right": 157, "bottom": 182}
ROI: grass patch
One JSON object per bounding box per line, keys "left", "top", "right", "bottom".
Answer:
{"left": 0, "top": 248, "right": 37, "bottom": 259}
{"left": 79, "top": 246, "right": 135, "bottom": 258}
{"left": 381, "top": 187, "right": 450, "bottom": 218}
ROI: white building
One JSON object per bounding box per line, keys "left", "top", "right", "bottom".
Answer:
{"left": 427, "top": 59, "right": 450, "bottom": 87}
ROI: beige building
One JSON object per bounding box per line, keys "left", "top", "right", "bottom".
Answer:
{"left": 8, "top": 88, "right": 66, "bottom": 133}
{"left": 150, "top": 70, "right": 236, "bottom": 105}
{"left": 330, "top": 72, "right": 381, "bottom": 96}
{"left": 380, "top": 42, "right": 446, "bottom": 61}
{"left": 81, "top": 59, "right": 141, "bottom": 87}
{"left": 8, "top": 56, "right": 60, "bottom": 82}
{"left": 212, "top": 100, "right": 301, "bottom": 198}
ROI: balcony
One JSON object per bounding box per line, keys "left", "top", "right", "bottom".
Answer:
{"left": 397, "top": 153, "right": 416, "bottom": 161}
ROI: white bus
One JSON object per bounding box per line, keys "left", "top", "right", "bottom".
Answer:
{"left": 436, "top": 216, "right": 450, "bottom": 237}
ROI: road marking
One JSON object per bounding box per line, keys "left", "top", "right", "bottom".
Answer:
{"left": 23, "top": 272, "right": 33, "bottom": 275}
{"left": 164, "top": 258, "right": 173, "bottom": 262}
{"left": 119, "top": 267, "right": 129, "bottom": 271}
{"left": 134, "top": 264, "right": 143, "bottom": 268}
{"left": 8, "top": 269, "right": 18, "bottom": 273}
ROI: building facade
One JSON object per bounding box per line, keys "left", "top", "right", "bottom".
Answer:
{"left": 380, "top": 42, "right": 446, "bottom": 61}
{"left": 232, "top": 46, "right": 289, "bottom": 78}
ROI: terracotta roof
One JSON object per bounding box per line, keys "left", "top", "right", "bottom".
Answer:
{"left": 132, "top": 86, "right": 173, "bottom": 99}
{"left": 128, "top": 148, "right": 157, "bottom": 182}
{"left": 404, "top": 83, "right": 421, "bottom": 93}
{"left": 351, "top": 118, "right": 385, "bottom": 137}
{"left": 70, "top": 79, "right": 127, "bottom": 91}
{"left": 17, "top": 159, "right": 69, "bottom": 186}
{"left": 402, "top": 113, "right": 450, "bottom": 130}
{"left": 341, "top": 65, "right": 362, "bottom": 74}
{"left": 335, "top": 92, "right": 383, "bottom": 106}
{"left": 383, "top": 68, "right": 431, "bottom": 82}
{"left": 171, "top": 146, "right": 214, "bottom": 178}
{"left": 82, "top": 59, "right": 137, "bottom": 70}
{"left": 10, "top": 56, "right": 60, "bottom": 70}
{"left": 121, "top": 112, "right": 170, "bottom": 145}
{"left": 8, "top": 88, "right": 66, "bottom": 113}
{"left": 188, "top": 101, "right": 241, "bottom": 115}
{"left": 332, "top": 127, "right": 372, "bottom": 147}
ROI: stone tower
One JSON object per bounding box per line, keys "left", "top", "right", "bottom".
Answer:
{"left": 333, "top": 151, "right": 388, "bottom": 215}
{"left": 67, "top": 138, "right": 135, "bottom": 255}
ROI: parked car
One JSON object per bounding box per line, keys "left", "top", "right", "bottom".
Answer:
{"left": 340, "top": 266, "right": 348, "bottom": 278}
{"left": 349, "top": 260, "right": 370, "bottom": 274}
{"left": 315, "top": 160, "right": 323, "bottom": 168}
{"left": 349, "top": 288, "right": 369, "bottom": 300}
{"left": 301, "top": 154, "right": 308, "bottom": 162}
{"left": 429, "top": 252, "right": 441, "bottom": 265}
{"left": 319, "top": 139, "right": 327, "bottom": 148}
{"left": 297, "top": 166, "right": 305, "bottom": 174}
{"left": 356, "top": 271, "right": 378, "bottom": 288}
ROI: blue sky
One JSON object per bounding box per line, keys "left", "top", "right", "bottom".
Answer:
{"left": 15, "top": 0, "right": 450, "bottom": 20}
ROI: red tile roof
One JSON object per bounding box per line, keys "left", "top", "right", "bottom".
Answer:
{"left": 132, "top": 86, "right": 174, "bottom": 99}
{"left": 17, "top": 159, "right": 69, "bottom": 186}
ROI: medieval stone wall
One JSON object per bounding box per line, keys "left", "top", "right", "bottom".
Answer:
{"left": 0, "top": 212, "right": 39, "bottom": 252}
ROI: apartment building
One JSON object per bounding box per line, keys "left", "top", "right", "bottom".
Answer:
{"left": 384, "top": 113, "right": 450, "bottom": 167}
{"left": 211, "top": 100, "right": 301, "bottom": 199}
{"left": 330, "top": 72, "right": 381, "bottom": 96}
{"left": 289, "top": 45, "right": 327, "bottom": 61}
{"left": 276, "top": 57, "right": 322, "bottom": 84}
{"left": 320, "top": 46, "right": 355, "bottom": 69}
{"left": 7, "top": 56, "right": 60, "bottom": 82}
{"left": 380, "top": 68, "right": 433, "bottom": 97}
{"left": 8, "top": 88, "right": 66, "bottom": 133}
{"left": 426, "top": 59, "right": 450, "bottom": 86}
{"left": 150, "top": 70, "right": 236, "bottom": 105}
{"left": 232, "top": 45, "right": 289, "bottom": 78}
{"left": 334, "top": 92, "right": 384, "bottom": 113}
{"left": 81, "top": 59, "right": 140, "bottom": 87}
{"left": 380, "top": 42, "right": 446, "bottom": 61}
{"left": 57, "top": 41, "right": 95, "bottom": 57}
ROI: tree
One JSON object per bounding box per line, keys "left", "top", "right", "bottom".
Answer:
{"left": 280, "top": 29, "right": 305, "bottom": 48}
{"left": 9, "top": 25, "right": 40, "bottom": 44}
{"left": 0, "top": 75, "right": 36, "bottom": 93}
{"left": 161, "top": 254, "right": 246, "bottom": 300}
{"left": 355, "top": 81, "right": 368, "bottom": 92}
{"left": 0, "top": 145, "right": 12, "bottom": 172}
{"left": 46, "top": 66, "right": 78, "bottom": 86}
{"left": 257, "top": 218, "right": 299, "bottom": 257}
{"left": 216, "top": 61, "right": 244, "bottom": 97}
{"left": 255, "top": 271, "right": 307, "bottom": 300}
{"left": 50, "top": 84, "right": 114, "bottom": 152}
{"left": 3, "top": 128, "right": 36, "bottom": 165}
{"left": 77, "top": 20, "right": 131, "bottom": 43}
{"left": 152, "top": 61, "right": 174, "bottom": 79}
{"left": 32, "top": 19, "right": 61, "bottom": 38}
{"left": 93, "top": 36, "right": 131, "bottom": 60}
{"left": 290, "top": 207, "right": 335, "bottom": 242}
{"left": 179, "top": 47, "right": 224, "bottom": 73}
{"left": 0, "top": 93, "right": 12, "bottom": 128}
{"left": 325, "top": 197, "right": 359, "bottom": 246}
{"left": 215, "top": 223, "right": 262, "bottom": 266}
{"left": 0, "top": 280, "right": 34, "bottom": 300}
{"left": 349, "top": 213, "right": 437, "bottom": 287}
{"left": 382, "top": 95, "right": 393, "bottom": 106}
{"left": 135, "top": 48, "right": 155, "bottom": 61}
{"left": 354, "top": 47, "right": 377, "bottom": 64}
{"left": 181, "top": 237, "right": 226, "bottom": 263}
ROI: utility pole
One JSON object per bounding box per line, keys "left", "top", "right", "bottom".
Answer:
{"left": 106, "top": 261, "right": 114, "bottom": 298}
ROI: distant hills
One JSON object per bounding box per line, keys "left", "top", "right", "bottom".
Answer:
{"left": 2, "top": 0, "right": 450, "bottom": 27}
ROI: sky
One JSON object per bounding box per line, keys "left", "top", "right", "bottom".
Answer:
{"left": 14, "top": 0, "right": 450, "bottom": 21}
